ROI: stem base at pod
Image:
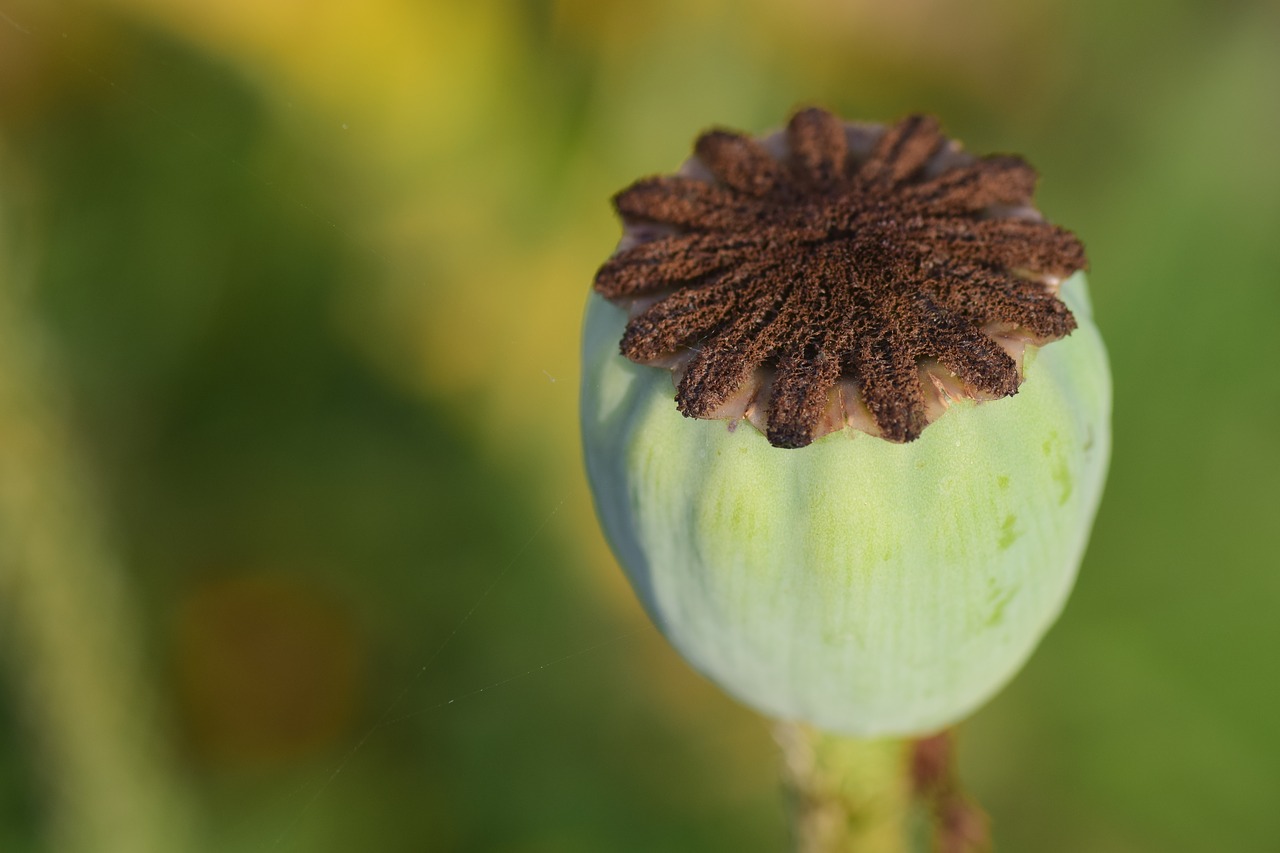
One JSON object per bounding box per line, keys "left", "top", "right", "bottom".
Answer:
{"left": 580, "top": 272, "right": 1109, "bottom": 737}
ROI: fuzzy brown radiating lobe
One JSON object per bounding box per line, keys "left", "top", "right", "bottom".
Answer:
{"left": 594, "top": 108, "right": 1088, "bottom": 448}
{"left": 906, "top": 157, "right": 1038, "bottom": 212}
{"left": 594, "top": 232, "right": 767, "bottom": 299}
{"left": 695, "top": 131, "right": 781, "bottom": 195}
{"left": 859, "top": 114, "right": 944, "bottom": 185}
{"left": 788, "top": 108, "right": 850, "bottom": 186}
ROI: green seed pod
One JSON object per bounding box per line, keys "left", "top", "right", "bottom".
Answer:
{"left": 581, "top": 109, "right": 1110, "bottom": 737}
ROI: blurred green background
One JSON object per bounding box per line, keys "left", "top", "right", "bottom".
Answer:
{"left": 1, "top": 0, "right": 1278, "bottom": 850}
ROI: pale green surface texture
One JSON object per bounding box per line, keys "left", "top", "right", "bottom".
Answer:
{"left": 582, "top": 273, "right": 1111, "bottom": 737}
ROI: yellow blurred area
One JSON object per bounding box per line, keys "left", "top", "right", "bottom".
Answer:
{"left": 100, "top": 0, "right": 512, "bottom": 152}
{"left": 99, "top": 0, "right": 582, "bottom": 415}
{"left": 77, "top": 0, "right": 627, "bottom": 605}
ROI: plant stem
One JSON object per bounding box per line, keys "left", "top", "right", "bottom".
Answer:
{"left": 776, "top": 723, "right": 992, "bottom": 853}
{"left": 775, "top": 722, "right": 914, "bottom": 853}
{"left": 0, "top": 216, "right": 199, "bottom": 852}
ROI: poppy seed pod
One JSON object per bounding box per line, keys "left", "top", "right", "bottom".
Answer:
{"left": 580, "top": 109, "right": 1110, "bottom": 737}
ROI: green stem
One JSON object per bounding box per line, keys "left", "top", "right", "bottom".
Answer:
{"left": 775, "top": 724, "right": 991, "bottom": 853}
{"left": 775, "top": 722, "right": 913, "bottom": 853}
{"left": 0, "top": 210, "right": 199, "bottom": 852}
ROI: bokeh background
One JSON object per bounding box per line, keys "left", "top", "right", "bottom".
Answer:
{"left": 1, "top": 0, "right": 1278, "bottom": 851}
